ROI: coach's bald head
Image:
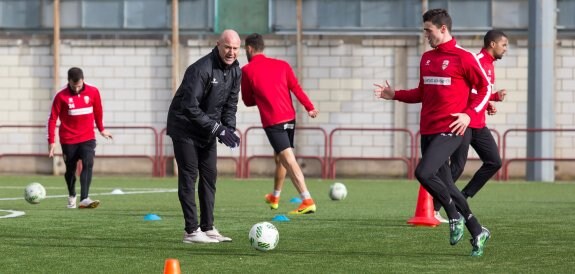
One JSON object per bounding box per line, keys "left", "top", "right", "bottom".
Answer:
{"left": 217, "top": 29, "right": 241, "bottom": 66}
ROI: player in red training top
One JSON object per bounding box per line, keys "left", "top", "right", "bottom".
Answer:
{"left": 47, "top": 67, "right": 113, "bottom": 209}
{"left": 241, "top": 33, "right": 319, "bottom": 215}
{"left": 434, "top": 30, "right": 509, "bottom": 222}
{"left": 374, "top": 9, "right": 491, "bottom": 256}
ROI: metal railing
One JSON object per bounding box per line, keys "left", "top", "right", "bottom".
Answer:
{"left": 501, "top": 128, "right": 575, "bottom": 180}
{"left": 328, "top": 127, "right": 415, "bottom": 179}
{"left": 5, "top": 124, "right": 575, "bottom": 180}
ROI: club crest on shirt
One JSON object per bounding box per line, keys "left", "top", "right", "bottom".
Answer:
{"left": 442, "top": 60, "right": 449, "bottom": 70}
{"left": 84, "top": 96, "right": 90, "bottom": 104}
{"left": 211, "top": 78, "right": 218, "bottom": 85}
{"left": 425, "top": 60, "right": 431, "bottom": 66}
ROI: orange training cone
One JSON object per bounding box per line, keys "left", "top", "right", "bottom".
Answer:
{"left": 164, "top": 258, "right": 181, "bottom": 274}
{"left": 407, "top": 185, "right": 440, "bottom": 227}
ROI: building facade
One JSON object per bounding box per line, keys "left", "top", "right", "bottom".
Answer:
{"left": 1, "top": 0, "right": 574, "bottom": 179}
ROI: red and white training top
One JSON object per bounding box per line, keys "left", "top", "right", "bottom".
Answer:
{"left": 468, "top": 48, "right": 503, "bottom": 129}
{"left": 394, "top": 38, "right": 491, "bottom": 135}
{"left": 241, "top": 54, "right": 314, "bottom": 128}
{"left": 47, "top": 83, "right": 105, "bottom": 144}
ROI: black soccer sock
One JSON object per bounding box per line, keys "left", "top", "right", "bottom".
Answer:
{"left": 443, "top": 199, "right": 460, "bottom": 220}
{"left": 464, "top": 214, "right": 483, "bottom": 237}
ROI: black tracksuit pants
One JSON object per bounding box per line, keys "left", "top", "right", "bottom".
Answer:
{"left": 451, "top": 126, "right": 502, "bottom": 197}
{"left": 434, "top": 127, "right": 502, "bottom": 211}
{"left": 61, "top": 139, "right": 96, "bottom": 201}
{"left": 417, "top": 130, "right": 482, "bottom": 237}
{"left": 172, "top": 139, "right": 218, "bottom": 234}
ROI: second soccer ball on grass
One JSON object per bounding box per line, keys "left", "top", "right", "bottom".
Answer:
{"left": 24, "top": 182, "right": 46, "bottom": 204}
{"left": 249, "top": 222, "right": 279, "bottom": 251}
{"left": 329, "top": 182, "right": 347, "bottom": 201}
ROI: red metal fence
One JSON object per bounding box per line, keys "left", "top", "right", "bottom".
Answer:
{"left": 328, "top": 128, "right": 415, "bottom": 179}
{"left": 3, "top": 124, "right": 575, "bottom": 180}
{"left": 501, "top": 128, "right": 575, "bottom": 180}
{"left": 0, "top": 125, "right": 159, "bottom": 176}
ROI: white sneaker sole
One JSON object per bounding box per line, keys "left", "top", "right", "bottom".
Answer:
{"left": 182, "top": 239, "right": 219, "bottom": 244}
{"left": 208, "top": 236, "right": 232, "bottom": 242}
{"left": 79, "top": 200, "right": 100, "bottom": 209}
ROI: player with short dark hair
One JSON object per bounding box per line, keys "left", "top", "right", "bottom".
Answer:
{"left": 241, "top": 33, "right": 319, "bottom": 215}
{"left": 374, "top": 9, "right": 492, "bottom": 256}
{"left": 47, "top": 67, "right": 113, "bottom": 209}
{"left": 434, "top": 30, "right": 508, "bottom": 222}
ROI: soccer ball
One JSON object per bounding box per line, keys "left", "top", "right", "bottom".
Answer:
{"left": 24, "top": 182, "right": 46, "bottom": 204}
{"left": 329, "top": 182, "right": 347, "bottom": 201}
{"left": 249, "top": 222, "right": 279, "bottom": 251}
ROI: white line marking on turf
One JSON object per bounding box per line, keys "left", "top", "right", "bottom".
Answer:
{"left": 0, "top": 210, "right": 26, "bottom": 219}
{"left": 0, "top": 189, "right": 177, "bottom": 201}
{"left": 0, "top": 189, "right": 177, "bottom": 218}
{"left": 0, "top": 186, "right": 174, "bottom": 190}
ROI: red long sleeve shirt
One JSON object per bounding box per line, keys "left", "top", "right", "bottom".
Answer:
{"left": 241, "top": 54, "right": 315, "bottom": 127}
{"left": 394, "top": 38, "right": 491, "bottom": 135}
{"left": 468, "top": 48, "right": 501, "bottom": 128}
{"left": 47, "top": 83, "right": 105, "bottom": 144}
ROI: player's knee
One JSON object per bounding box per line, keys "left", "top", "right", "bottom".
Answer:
{"left": 414, "top": 166, "right": 434, "bottom": 183}
{"left": 493, "top": 157, "right": 502, "bottom": 169}
{"left": 274, "top": 156, "right": 281, "bottom": 165}
{"left": 486, "top": 156, "right": 502, "bottom": 170}
{"left": 83, "top": 158, "right": 94, "bottom": 169}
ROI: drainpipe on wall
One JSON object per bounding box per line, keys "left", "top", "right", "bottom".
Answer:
{"left": 171, "top": 0, "right": 180, "bottom": 177}
{"left": 52, "top": 0, "right": 61, "bottom": 176}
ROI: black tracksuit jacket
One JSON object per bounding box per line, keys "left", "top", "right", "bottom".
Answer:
{"left": 167, "top": 47, "right": 241, "bottom": 147}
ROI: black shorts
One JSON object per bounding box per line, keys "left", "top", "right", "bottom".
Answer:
{"left": 61, "top": 139, "right": 97, "bottom": 165}
{"left": 264, "top": 120, "right": 296, "bottom": 154}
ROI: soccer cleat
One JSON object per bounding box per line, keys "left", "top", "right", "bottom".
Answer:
{"left": 183, "top": 228, "right": 219, "bottom": 244}
{"left": 78, "top": 197, "right": 100, "bottom": 209}
{"left": 449, "top": 214, "right": 465, "bottom": 245}
{"left": 205, "top": 227, "right": 232, "bottom": 242}
{"left": 470, "top": 226, "right": 491, "bottom": 257}
{"left": 265, "top": 194, "right": 279, "bottom": 210}
{"left": 434, "top": 211, "right": 449, "bottom": 224}
{"left": 288, "top": 198, "right": 316, "bottom": 215}
{"left": 67, "top": 195, "right": 77, "bottom": 209}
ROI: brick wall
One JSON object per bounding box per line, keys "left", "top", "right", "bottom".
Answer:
{"left": 0, "top": 36, "right": 573, "bottom": 179}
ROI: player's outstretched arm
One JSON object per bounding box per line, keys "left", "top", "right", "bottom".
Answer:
{"left": 100, "top": 130, "right": 113, "bottom": 140}
{"left": 373, "top": 80, "right": 395, "bottom": 100}
{"left": 308, "top": 109, "right": 319, "bottom": 118}
{"left": 48, "top": 143, "right": 56, "bottom": 158}
{"left": 496, "top": 89, "right": 506, "bottom": 101}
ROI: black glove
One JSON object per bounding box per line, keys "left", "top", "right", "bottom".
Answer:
{"left": 217, "top": 127, "right": 240, "bottom": 148}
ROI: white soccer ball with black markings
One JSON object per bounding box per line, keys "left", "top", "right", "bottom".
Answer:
{"left": 329, "top": 182, "right": 347, "bottom": 201}
{"left": 24, "top": 182, "right": 46, "bottom": 204}
{"left": 249, "top": 222, "right": 279, "bottom": 251}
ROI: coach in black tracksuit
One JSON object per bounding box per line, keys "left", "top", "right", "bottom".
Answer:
{"left": 167, "top": 30, "right": 241, "bottom": 243}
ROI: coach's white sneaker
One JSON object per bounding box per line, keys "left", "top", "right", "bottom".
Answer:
{"left": 183, "top": 229, "right": 219, "bottom": 244}
{"left": 205, "top": 227, "right": 232, "bottom": 242}
{"left": 434, "top": 211, "right": 449, "bottom": 224}
{"left": 67, "top": 195, "right": 77, "bottom": 209}
{"left": 78, "top": 197, "right": 100, "bottom": 209}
